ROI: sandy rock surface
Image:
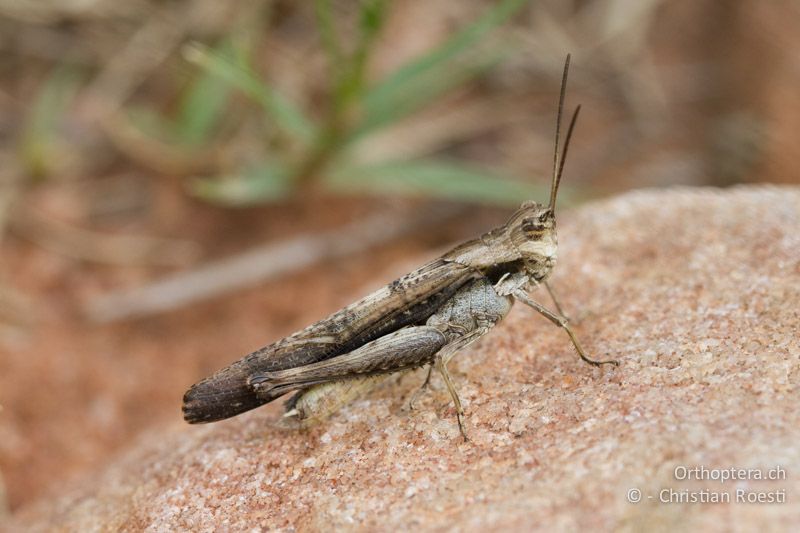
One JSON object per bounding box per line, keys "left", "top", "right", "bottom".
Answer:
{"left": 7, "top": 186, "right": 800, "bottom": 532}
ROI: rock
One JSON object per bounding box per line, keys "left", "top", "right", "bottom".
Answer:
{"left": 7, "top": 186, "right": 800, "bottom": 531}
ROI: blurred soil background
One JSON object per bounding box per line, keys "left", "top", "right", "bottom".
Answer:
{"left": 0, "top": 0, "right": 798, "bottom": 518}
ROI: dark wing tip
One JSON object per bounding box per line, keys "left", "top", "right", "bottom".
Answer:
{"left": 181, "top": 375, "right": 269, "bottom": 424}
{"left": 182, "top": 384, "right": 220, "bottom": 424}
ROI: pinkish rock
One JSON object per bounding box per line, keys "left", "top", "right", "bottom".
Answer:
{"left": 7, "top": 186, "right": 800, "bottom": 531}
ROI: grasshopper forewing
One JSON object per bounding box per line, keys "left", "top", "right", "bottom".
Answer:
{"left": 183, "top": 258, "right": 477, "bottom": 423}
{"left": 182, "top": 55, "right": 618, "bottom": 440}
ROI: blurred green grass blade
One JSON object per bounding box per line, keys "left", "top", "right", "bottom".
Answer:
{"left": 20, "top": 66, "right": 82, "bottom": 177}
{"left": 183, "top": 43, "right": 315, "bottom": 144}
{"left": 125, "top": 105, "right": 178, "bottom": 142}
{"left": 175, "top": 42, "right": 235, "bottom": 145}
{"left": 351, "top": 51, "right": 501, "bottom": 142}
{"left": 359, "top": 0, "right": 388, "bottom": 33}
{"left": 332, "top": 0, "right": 388, "bottom": 110}
{"left": 314, "top": 0, "right": 343, "bottom": 68}
{"left": 326, "top": 159, "right": 569, "bottom": 207}
{"left": 363, "top": 0, "right": 528, "bottom": 118}
{"left": 189, "top": 160, "right": 293, "bottom": 206}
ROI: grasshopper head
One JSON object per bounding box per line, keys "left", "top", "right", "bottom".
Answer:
{"left": 507, "top": 202, "right": 558, "bottom": 281}
{"left": 509, "top": 54, "right": 580, "bottom": 282}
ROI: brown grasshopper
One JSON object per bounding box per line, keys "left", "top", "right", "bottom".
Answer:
{"left": 182, "top": 55, "right": 618, "bottom": 440}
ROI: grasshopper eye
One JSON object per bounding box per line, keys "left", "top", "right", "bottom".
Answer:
{"left": 521, "top": 218, "right": 545, "bottom": 234}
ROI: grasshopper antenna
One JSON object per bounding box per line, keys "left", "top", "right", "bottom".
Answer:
{"left": 549, "top": 54, "right": 582, "bottom": 212}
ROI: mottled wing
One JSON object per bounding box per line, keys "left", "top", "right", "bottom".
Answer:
{"left": 183, "top": 258, "right": 476, "bottom": 422}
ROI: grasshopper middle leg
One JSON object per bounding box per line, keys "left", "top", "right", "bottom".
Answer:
{"left": 406, "top": 365, "right": 434, "bottom": 411}
{"left": 431, "top": 326, "right": 494, "bottom": 441}
{"left": 543, "top": 280, "right": 568, "bottom": 320}
{"left": 513, "top": 289, "right": 618, "bottom": 367}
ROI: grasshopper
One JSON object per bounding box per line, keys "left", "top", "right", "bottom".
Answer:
{"left": 182, "top": 55, "right": 618, "bottom": 440}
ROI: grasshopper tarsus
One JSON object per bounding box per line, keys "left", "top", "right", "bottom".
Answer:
{"left": 561, "top": 319, "right": 619, "bottom": 368}
{"left": 581, "top": 355, "right": 620, "bottom": 367}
